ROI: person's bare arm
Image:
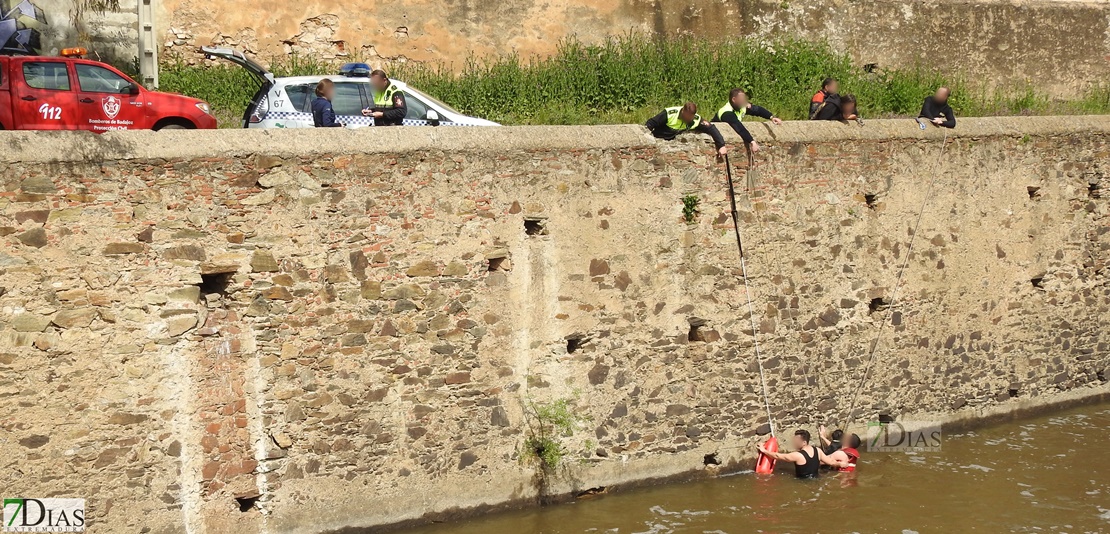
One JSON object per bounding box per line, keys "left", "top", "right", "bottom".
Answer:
{"left": 821, "top": 449, "right": 848, "bottom": 468}
{"left": 758, "top": 446, "right": 801, "bottom": 464}
{"left": 819, "top": 425, "right": 831, "bottom": 447}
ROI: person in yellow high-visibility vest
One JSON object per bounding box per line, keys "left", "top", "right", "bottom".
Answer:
{"left": 711, "top": 88, "right": 782, "bottom": 153}
{"left": 644, "top": 102, "right": 728, "bottom": 156}
{"left": 361, "top": 69, "right": 407, "bottom": 126}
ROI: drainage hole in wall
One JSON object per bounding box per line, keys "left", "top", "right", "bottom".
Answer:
{"left": 863, "top": 193, "right": 878, "bottom": 209}
{"left": 235, "top": 496, "right": 259, "bottom": 513}
{"left": 566, "top": 336, "right": 584, "bottom": 354}
{"left": 1031, "top": 276, "right": 1045, "bottom": 290}
{"left": 868, "top": 297, "right": 890, "bottom": 314}
{"left": 198, "top": 272, "right": 234, "bottom": 296}
{"left": 488, "top": 257, "right": 509, "bottom": 272}
{"left": 524, "top": 218, "right": 548, "bottom": 236}
{"left": 703, "top": 453, "right": 721, "bottom": 466}
{"left": 1027, "top": 186, "right": 1041, "bottom": 200}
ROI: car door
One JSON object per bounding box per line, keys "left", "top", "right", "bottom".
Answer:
{"left": 73, "top": 63, "right": 146, "bottom": 131}
{"left": 331, "top": 81, "right": 367, "bottom": 126}
{"left": 14, "top": 59, "right": 78, "bottom": 129}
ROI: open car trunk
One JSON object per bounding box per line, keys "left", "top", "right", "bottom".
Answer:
{"left": 201, "top": 46, "right": 275, "bottom": 128}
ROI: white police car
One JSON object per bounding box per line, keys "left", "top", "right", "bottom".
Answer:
{"left": 201, "top": 47, "right": 499, "bottom": 128}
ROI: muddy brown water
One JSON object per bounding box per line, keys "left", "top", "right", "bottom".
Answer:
{"left": 396, "top": 402, "right": 1110, "bottom": 534}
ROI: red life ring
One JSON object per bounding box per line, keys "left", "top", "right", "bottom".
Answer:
{"left": 755, "top": 436, "right": 778, "bottom": 474}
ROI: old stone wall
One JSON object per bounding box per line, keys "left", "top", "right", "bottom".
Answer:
{"left": 1, "top": 117, "right": 1109, "bottom": 533}
{"left": 154, "top": 0, "right": 1110, "bottom": 98}
{"left": 5, "top": 0, "right": 140, "bottom": 67}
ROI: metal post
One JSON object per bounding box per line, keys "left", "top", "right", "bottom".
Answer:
{"left": 137, "top": 0, "right": 157, "bottom": 88}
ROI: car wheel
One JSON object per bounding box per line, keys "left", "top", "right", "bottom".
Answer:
{"left": 155, "top": 124, "right": 188, "bottom": 130}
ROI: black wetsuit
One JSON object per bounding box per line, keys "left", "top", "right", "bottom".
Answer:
{"left": 823, "top": 439, "right": 842, "bottom": 456}
{"left": 919, "top": 96, "right": 956, "bottom": 128}
{"left": 796, "top": 446, "right": 820, "bottom": 479}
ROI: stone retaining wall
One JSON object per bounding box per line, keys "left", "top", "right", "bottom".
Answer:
{"left": 1, "top": 117, "right": 1108, "bottom": 533}
{"left": 156, "top": 0, "right": 1110, "bottom": 98}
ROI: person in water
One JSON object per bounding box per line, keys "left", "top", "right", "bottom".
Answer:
{"left": 823, "top": 433, "right": 861, "bottom": 472}
{"left": 757, "top": 429, "right": 846, "bottom": 478}
{"left": 819, "top": 424, "right": 843, "bottom": 455}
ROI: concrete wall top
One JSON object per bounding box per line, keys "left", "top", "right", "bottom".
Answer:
{"left": 4, "top": 115, "right": 1110, "bottom": 164}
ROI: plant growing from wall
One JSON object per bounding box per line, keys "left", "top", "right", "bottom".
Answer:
{"left": 521, "top": 396, "right": 590, "bottom": 500}
{"left": 682, "top": 194, "right": 700, "bottom": 223}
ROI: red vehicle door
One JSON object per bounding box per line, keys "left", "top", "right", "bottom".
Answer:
{"left": 12, "top": 58, "right": 79, "bottom": 129}
{"left": 72, "top": 62, "right": 148, "bottom": 131}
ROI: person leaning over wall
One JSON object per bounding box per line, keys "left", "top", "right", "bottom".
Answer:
{"left": 918, "top": 87, "right": 956, "bottom": 129}
{"left": 711, "top": 88, "right": 782, "bottom": 153}
{"left": 811, "top": 92, "right": 860, "bottom": 123}
{"left": 809, "top": 77, "right": 840, "bottom": 120}
{"left": 645, "top": 102, "right": 729, "bottom": 156}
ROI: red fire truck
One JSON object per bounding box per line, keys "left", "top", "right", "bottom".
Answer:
{"left": 0, "top": 48, "right": 216, "bottom": 131}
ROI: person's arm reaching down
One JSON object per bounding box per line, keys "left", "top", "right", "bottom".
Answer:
{"left": 644, "top": 110, "right": 668, "bottom": 136}
{"left": 720, "top": 111, "right": 754, "bottom": 144}
{"left": 695, "top": 120, "right": 728, "bottom": 155}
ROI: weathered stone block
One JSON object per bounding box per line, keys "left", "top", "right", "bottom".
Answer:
{"left": 12, "top": 313, "right": 51, "bottom": 333}
{"left": 166, "top": 315, "right": 198, "bottom": 337}
{"left": 52, "top": 308, "right": 97, "bottom": 329}
{"left": 19, "top": 176, "right": 55, "bottom": 194}
{"left": 384, "top": 283, "right": 425, "bottom": 300}
{"left": 17, "top": 227, "right": 47, "bottom": 248}
{"left": 251, "top": 250, "right": 280, "bottom": 272}
{"left": 589, "top": 259, "right": 610, "bottom": 276}
{"left": 163, "top": 245, "right": 207, "bottom": 261}
{"left": 104, "top": 242, "right": 146, "bottom": 255}
{"left": 406, "top": 260, "right": 440, "bottom": 277}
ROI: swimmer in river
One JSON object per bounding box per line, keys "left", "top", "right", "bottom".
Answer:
{"left": 823, "top": 433, "right": 861, "bottom": 472}
{"left": 819, "top": 424, "right": 843, "bottom": 455}
{"left": 757, "top": 429, "right": 847, "bottom": 478}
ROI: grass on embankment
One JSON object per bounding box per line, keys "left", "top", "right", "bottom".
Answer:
{"left": 160, "top": 35, "right": 1110, "bottom": 128}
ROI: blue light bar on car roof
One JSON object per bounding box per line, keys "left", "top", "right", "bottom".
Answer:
{"left": 339, "top": 63, "right": 371, "bottom": 77}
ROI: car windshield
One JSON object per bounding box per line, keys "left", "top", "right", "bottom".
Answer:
{"left": 404, "top": 86, "right": 463, "bottom": 115}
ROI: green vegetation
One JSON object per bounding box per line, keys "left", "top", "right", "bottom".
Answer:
{"left": 522, "top": 397, "right": 585, "bottom": 472}
{"left": 159, "top": 34, "right": 1110, "bottom": 128}
{"left": 682, "top": 194, "right": 700, "bottom": 223}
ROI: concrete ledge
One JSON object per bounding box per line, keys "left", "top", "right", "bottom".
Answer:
{"left": 1, "top": 115, "right": 1109, "bottom": 164}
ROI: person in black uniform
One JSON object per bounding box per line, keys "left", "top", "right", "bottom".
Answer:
{"left": 362, "top": 69, "right": 407, "bottom": 126}
{"left": 644, "top": 102, "right": 729, "bottom": 156}
{"left": 819, "top": 424, "right": 844, "bottom": 455}
{"left": 813, "top": 93, "right": 859, "bottom": 122}
{"left": 711, "top": 88, "right": 782, "bottom": 153}
{"left": 758, "top": 429, "right": 847, "bottom": 478}
{"left": 918, "top": 87, "right": 956, "bottom": 129}
{"left": 311, "top": 79, "right": 343, "bottom": 128}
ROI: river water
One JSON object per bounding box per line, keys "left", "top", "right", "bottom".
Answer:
{"left": 399, "top": 402, "right": 1110, "bottom": 534}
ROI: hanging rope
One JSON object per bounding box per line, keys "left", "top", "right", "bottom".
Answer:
{"left": 739, "top": 149, "right": 821, "bottom": 398}
{"left": 841, "top": 127, "right": 951, "bottom": 429}
{"left": 725, "top": 152, "right": 777, "bottom": 437}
